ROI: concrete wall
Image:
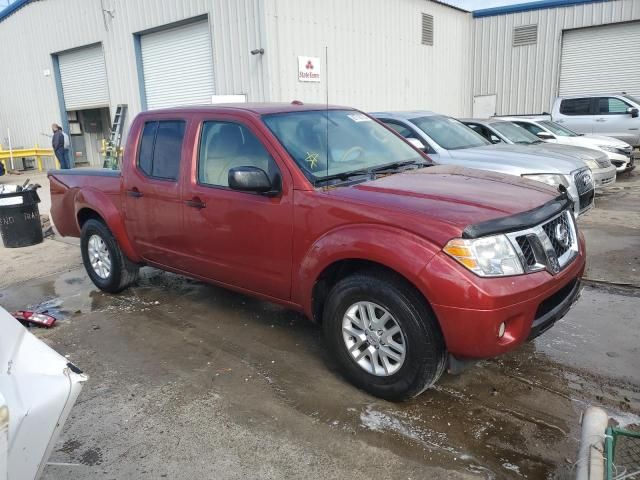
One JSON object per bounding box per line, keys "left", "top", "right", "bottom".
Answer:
{"left": 0, "top": 0, "right": 265, "bottom": 149}
{"left": 262, "top": 0, "right": 473, "bottom": 116}
{"left": 473, "top": 0, "right": 640, "bottom": 115}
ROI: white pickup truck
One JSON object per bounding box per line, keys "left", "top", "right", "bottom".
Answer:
{"left": 551, "top": 94, "right": 640, "bottom": 147}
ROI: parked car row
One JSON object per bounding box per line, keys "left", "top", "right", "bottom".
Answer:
{"left": 498, "top": 116, "right": 634, "bottom": 175}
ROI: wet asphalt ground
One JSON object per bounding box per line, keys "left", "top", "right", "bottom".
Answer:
{"left": 0, "top": 171, "right": 638, "bottom": 479}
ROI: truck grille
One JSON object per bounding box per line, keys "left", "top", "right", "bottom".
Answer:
{"left": 507, "top": 210, "right": 579, "bottom": 275}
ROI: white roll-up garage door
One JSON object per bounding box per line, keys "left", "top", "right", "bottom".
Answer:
{"left": 141, "top": 20, "right": 215, "bottom": 110}
{"left": 559, "top": 22, "right": 640, "bottom": 97}
{"left": 58, "top": 44, "right": 110, "bottom": 110}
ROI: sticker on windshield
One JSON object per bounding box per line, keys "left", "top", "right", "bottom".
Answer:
{"left": 305, "top": 151, "right": 320, "bottom": 169}
{"left": 347, "top": 113, "right": 371, "bottom": 123}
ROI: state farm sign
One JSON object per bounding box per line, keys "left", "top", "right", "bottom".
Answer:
{"left": 298, "top": 56, "right": 321, "bottom": 82}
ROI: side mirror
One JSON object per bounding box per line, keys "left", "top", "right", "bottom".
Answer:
{"left": 406, "top": 137, "right": 426, "bottom": 151}
{"left": 536, "top": 131, "right": 555, "bottom": 140}
{"left": 490, "top": 135, "right": 502, "bottom": 144}
{"left": 228, "top": 166, "right": 277, "bottom": 194}
{"left": 627, "top": 107, "right": 639, "bottom": 118}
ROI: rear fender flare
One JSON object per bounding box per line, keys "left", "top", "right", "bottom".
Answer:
{"left": 75, "top": 189, "right": 141, "bottom": 263}
{"left": 294, "top": 224, "right": 441, "bottom": 316}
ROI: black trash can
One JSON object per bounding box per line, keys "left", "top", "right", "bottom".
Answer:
{"left": 0, "top": 189, "right": 44, "bottom": 248}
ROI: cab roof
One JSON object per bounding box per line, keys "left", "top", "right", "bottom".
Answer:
{"left": 141, "top": 102, "right": 352, "bottom": 116}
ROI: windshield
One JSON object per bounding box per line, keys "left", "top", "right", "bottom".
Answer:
{"left": 491, "top": 121, "right": 541, "bottom": 144}
{"left": 410, "top": 116, "right": 490, "bottom": 150}
{"left": 623, "top": 94, "right": 640, "bottom": 106}
{"left": 262, "top": 110, "right": 424, "bottom": 182}
{"left": 539, "top": 120, "right": 579, "bottom": 137}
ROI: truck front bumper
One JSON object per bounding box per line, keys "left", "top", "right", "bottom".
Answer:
{"left": 420, "top": 233, "right": 586, "bottom": 359}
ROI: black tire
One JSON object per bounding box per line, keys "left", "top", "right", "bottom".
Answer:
{"left": 80, "top": 219, "right": 139, "bottom": 293}
{"left": 322, "top": 271, "right": 446, "bottom": 401}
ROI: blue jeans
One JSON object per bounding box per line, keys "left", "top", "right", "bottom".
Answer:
{"left": 55, "top": 149, "right": 70, "bottom": 169}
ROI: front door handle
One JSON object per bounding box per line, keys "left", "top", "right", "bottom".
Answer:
{"left": 595, "top": 118, "right": 606, "bottom": 122}
{"left": 185, "top": 198, "right": 206, "bottom": 209}
{"left": 127, "top": 188, "right": 143, "bottom": 198}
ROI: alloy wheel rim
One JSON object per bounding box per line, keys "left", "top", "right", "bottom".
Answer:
{"left": 88, "top": 234, "right": 112, "bottom": 279}
{"left": 342, "top": 301, "right": 406, "bottom": 376}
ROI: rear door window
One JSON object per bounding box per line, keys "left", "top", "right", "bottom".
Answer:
{"left": 137, "top": 120, "right": 186, "bottom": 180}
{"left": 382, "top": 119, "right": 436, "bottom": 153}
{"left": 596, "top": 97, "right": 631, "bottom": 115}
{"left": 559, "top": 98, "right": 592, "bottom": 115}
{"left": 514, "top": 121, "right": 544, "bottom": 135}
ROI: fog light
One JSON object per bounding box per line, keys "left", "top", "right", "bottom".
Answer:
{"left": 498, "top": 322, "right": 506, "bottom": 338}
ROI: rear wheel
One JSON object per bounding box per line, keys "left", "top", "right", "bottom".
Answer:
{"left": 81, "top": 219, "right": 139, "bottom": 293}
{"left": 323, "top": 272, "right": 446, "bottom": 401}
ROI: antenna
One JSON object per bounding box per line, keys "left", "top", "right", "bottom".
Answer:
{"left": 325, "top": 45, "right": 329, "bottom": 184}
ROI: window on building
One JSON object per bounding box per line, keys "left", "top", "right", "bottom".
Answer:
{"left": 421, "top": 13, "right": 434, "bottom": 46}
{"left": 560, "top": 98, "right": 592, "bottom": 116}
{"left": 198, "top": 121, "right": 279, "bottom": 188}
{"left": 596, "top": 97, "right": 632, "bottom": 115}
{"left": 513, "top": 25, "right": 537, "bottom": 46}
{"left": 137, "top": 120, "right": 186, "bottom": 180}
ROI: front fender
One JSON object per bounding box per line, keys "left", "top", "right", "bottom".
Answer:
{"left": 293, "top": 224, "right": 441, "bottom": 316}
{"left": 75, "top": 189, "right": 141, "bottom": 263}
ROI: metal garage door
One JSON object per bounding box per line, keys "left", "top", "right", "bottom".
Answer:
{"left": 58, "top": 44, "right": 110, "bottom": 110}
{"left": 559, "top": 22, "right": 640, "bottom": 96}
{"left": 141, "top": 21, "right": 215, "bottom": 110}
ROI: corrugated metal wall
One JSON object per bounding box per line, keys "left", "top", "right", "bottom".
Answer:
{"left": 262, "top": 0, "right": 473, "bottom": 115}
{"left": 0, "top": 0, "right": 265, "bottom": 151}
{"left": 473, "top": 0, "right": 640, "bottom": 116}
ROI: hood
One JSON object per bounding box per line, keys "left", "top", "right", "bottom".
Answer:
{"left": 439, "top": 144, "right": 585, "bottom": 174}
{"left": 518, "top": 142, "right": 606, "bottom": 162}
{"left": 329, "top": 165, "right": 559, "bottom": 244}
{"left": 561, "top": 135, "right": 630, "bottom": 149}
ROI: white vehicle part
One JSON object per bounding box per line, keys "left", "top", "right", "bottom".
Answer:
{"left": 576, "top": 406, "right": 609, "bottom": 480}
{"left": 0, "top": 308, "right": 86, "bottom": 480}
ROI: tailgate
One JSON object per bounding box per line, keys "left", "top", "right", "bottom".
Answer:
{"left": 0, "top": 308, "right": 86, "bottom": 480}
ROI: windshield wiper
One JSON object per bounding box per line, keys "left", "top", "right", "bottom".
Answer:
{"left": 314, "top": 169, "right": 373, "bottom": 186}
{"left": 314, "top": 159, "right": 428, "bottom": 186}
{"left": 370, "top": 159, "right": 428, "bottom": 174}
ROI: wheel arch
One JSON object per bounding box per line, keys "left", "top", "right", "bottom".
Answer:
{"left": 75, "top": 189, "right": 141, "bottom": 263}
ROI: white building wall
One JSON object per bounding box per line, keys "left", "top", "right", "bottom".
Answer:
{"left": 262, "top": 0, "right": 473, "bottom": 116}
{"left": 472, "top": 0, "right": 640, "bottom": 116}
{"left": 0, "top": 0, "right": 265, "bottom": 149}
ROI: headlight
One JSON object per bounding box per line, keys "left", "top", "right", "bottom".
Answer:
{"left": 597, "top": 145, "right": 617, "bottom": 153}
{"left": 521, "top": 173, "right": 570, "bottom": 188}
{"left": 583, "top": 159, "right": 599, "bottom": 170}
{"left": 443, "top": 235, "right": 524, "bottom": 277}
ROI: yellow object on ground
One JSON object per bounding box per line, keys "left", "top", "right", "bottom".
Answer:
{"left": 0, "top": 144, "right": 58, "bottom": 172}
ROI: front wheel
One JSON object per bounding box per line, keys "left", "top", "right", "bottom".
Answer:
{"left": 81, "top": 219, "right": 139, "bottom": 293}
{"left": 323, "top": 272, "right": 446, "bottom": 401}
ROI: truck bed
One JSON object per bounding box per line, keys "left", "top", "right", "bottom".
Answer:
{"left": 48, "top": 168, "right": 122, "bottom": 237}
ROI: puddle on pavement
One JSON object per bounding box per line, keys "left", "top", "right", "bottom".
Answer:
{"left": 1, "top": 268, "right": 638, "bottom": 479}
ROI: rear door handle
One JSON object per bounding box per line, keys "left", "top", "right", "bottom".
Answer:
{"left": 595, "top": 118, "right": 606, "bottom": 122}
{"left": 127, "top": 188, "right": 143, "bottom": 198}
{"left": 185, "top": 198, "right": 206, "bottom": 209}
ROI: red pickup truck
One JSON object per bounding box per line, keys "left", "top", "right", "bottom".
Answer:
{"left": 49, "top": 103, "right": 585, "bottom": 400}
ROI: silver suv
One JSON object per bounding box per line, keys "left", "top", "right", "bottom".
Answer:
{"left": 551, "top": 94, "right": 640, "bottom": 147}
{"left": 372, "top": 111, "right": 595, "bottom": 216}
